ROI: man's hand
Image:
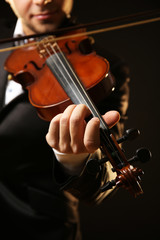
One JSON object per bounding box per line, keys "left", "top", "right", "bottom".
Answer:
{"left": 46, "top": 104, "right": 120, "bottom": 173}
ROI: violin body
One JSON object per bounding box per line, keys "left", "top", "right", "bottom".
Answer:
{"left": 5, "top": 30, "right": 112, "bottom": 121}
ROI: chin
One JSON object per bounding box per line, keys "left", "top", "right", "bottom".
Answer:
{"left": 35, "top": 23, "right": 59, "bottom": 34}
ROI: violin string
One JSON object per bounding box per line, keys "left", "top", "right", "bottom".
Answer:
{"left": 42, "top": 39, "right": 81, "bottom": 104}
{"left": 0, "top": 16, "right": 160, "bottom": 53}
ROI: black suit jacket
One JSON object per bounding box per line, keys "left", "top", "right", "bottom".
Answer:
{"left": 0, "top": 18, "right": 130, "bottom": 240}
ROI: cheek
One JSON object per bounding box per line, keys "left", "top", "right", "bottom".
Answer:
{"left": 9, "top": 0, "right": 31, "bottom": 19}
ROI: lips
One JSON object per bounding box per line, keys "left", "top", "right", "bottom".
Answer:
{"left": 32, "top": 10, "right": 57, "bottom": 20}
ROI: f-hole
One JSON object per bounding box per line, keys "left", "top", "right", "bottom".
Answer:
{"left": 24, "top": 61, "right": 46, "bottom": 70}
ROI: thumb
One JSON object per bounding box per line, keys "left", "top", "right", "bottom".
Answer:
{"left": 103, "top": 110, "right": 120, "bottom": 128}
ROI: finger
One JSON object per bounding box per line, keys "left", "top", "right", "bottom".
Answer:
{"left": 46, "top": 113, "right": 62, "bottom": 149}
{"left": 103, "top": 110, "right": 120, "bottom": 128}
{"left": 84, "top": 117, "right": 100, "bottom": 153}
{"left": 70, "top": 104, "right": 91, "bottom": 153}
{"left": 59, "top": 104, "right": 76, "bottom": 153}
{"left": 84, "top": 111, "right": 120, "bottom": 152}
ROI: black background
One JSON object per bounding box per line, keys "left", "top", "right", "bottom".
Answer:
{"left": 1, "top": 1, "right": 160, "bottom": 239}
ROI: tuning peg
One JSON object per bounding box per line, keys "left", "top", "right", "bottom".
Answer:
{"left": 86, "top": 156, "right": 110, "bottom": 175}
{"left": 86, "top": 158, "right": 101, "bottom": 175}
{"left": 117, "top": 128, "right": 140, "bottom": 144}
{"left": 128, "top": 147, "right": 152, "bottom": 163}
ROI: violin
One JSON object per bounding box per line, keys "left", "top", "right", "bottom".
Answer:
{"left": 3, "top": 12, "right": 153, "bottom": 197}
{"left": 5, "top": 29, "right": 112, "bottom": 121}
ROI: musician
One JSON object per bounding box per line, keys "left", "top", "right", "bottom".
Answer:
{"left": 0, "top": 0, "right": 130, "bottom": 239}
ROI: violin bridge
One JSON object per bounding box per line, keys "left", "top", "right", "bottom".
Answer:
{"left": 37, "top": 36, "right": 56, "bottom": 58}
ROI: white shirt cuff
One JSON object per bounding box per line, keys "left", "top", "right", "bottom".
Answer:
{"left": 52, "top": 148, "right": 89, "bottom": 175}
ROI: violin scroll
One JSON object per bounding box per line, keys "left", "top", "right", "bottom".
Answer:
{"left": 101, "top": 165, "right": 144, "bottom": 197}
